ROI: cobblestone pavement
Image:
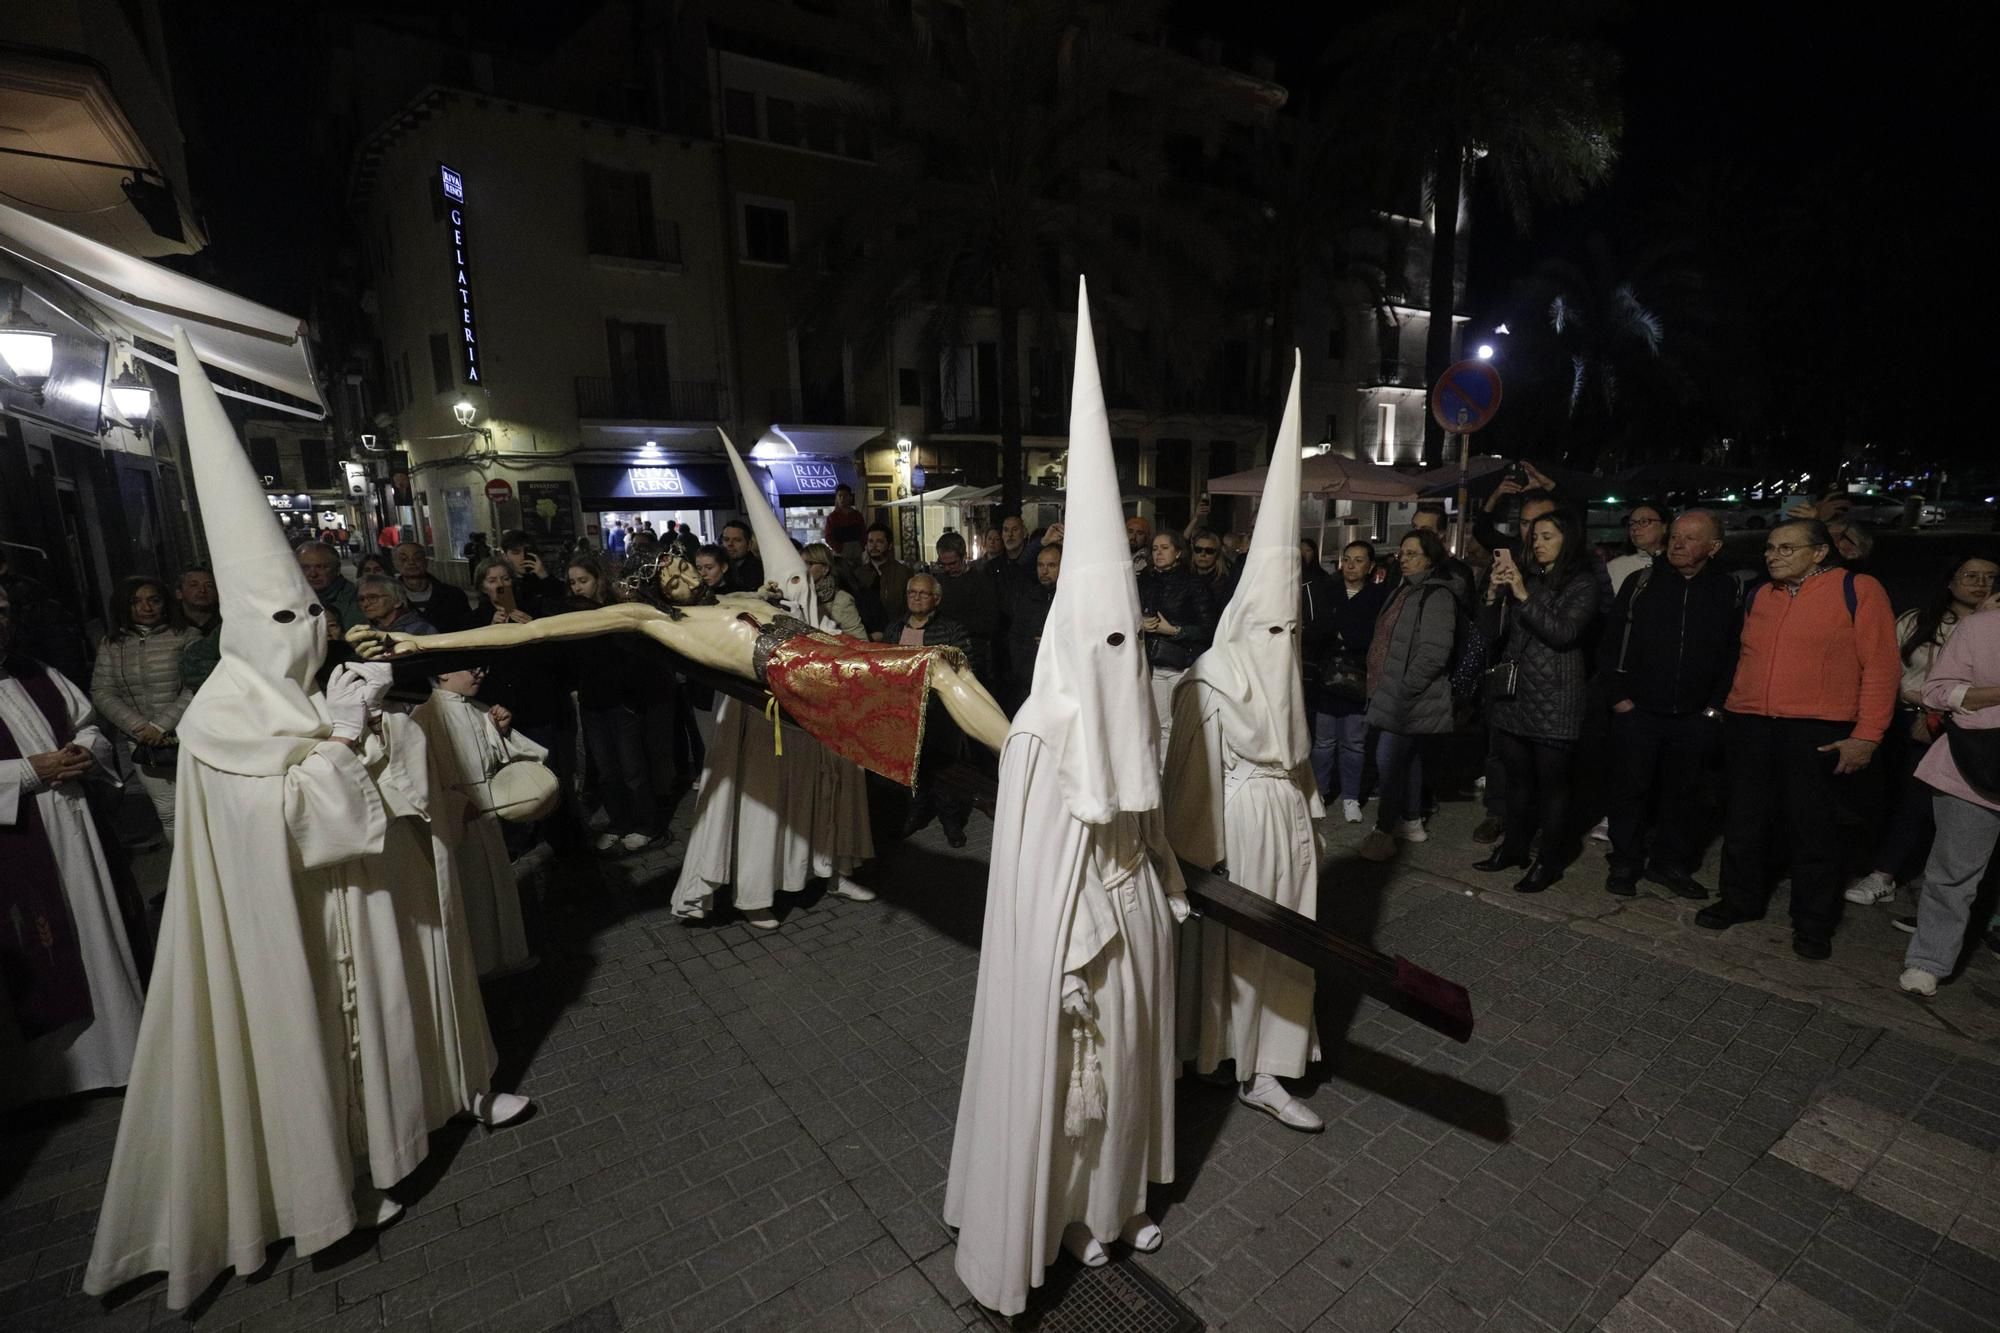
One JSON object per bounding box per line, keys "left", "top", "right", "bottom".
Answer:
{"left": 5, "top": 784, "right": 1999, "bottom": 1332}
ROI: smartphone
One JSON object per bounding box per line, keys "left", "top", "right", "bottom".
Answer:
{"left": 494, "top": 582, "right": 517, "bottom": 614}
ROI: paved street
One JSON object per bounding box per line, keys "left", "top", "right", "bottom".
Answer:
{"left": 5, "top": 784, "right": 2000, "bottom": 1332}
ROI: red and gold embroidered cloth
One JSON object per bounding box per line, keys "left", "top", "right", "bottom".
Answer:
{"left": 763, "top": 632, "right": 964, "bottom": 787}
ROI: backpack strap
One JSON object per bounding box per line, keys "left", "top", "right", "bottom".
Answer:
{"left": 1842, "top": 569, "right": 1857, "bottom": 622}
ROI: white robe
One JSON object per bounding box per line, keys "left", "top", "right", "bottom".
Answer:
{"left": 84, "top": 713, "right": 496, "bottom": 1309}
{"left": 943, "top": 732, "right": 1187, "bottom": 1317}
{"left": 671, "top": 695, "right": 871, "bottom": 916}
{"left": 1165, "top": 681, "right": 1322, "bottom": 1080}
{"left": 413, "top": 690, "right": 543, "bottom": 977}
{"left": 0, "top": 668, "right": 145, "bottom": 1109}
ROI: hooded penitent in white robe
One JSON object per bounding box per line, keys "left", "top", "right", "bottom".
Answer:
{"left": 1166, "top": 352, "right": 1322, "bottom": 1080}
{"left": 86, "top": 331, "right": 498, "bottom": 1309}
{"left": 944, "top": 279, "right": 1188, "bottom": 1317}
{"left": 413, "top": 688, "right": 544, "bottom": 976}
{"left": 670, "top": 436, "right": 871, "bottom": 919}
{"left": 0, "top": 663, "right": 145, "bottom": 1109}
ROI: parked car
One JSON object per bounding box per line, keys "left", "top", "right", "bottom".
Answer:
{"left": 1921, "top": 503, "right": 1948, "bottom": 528}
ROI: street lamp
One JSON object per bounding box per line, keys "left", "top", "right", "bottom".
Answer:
{"left": 0, "top": 288, "right": 56, "bottom": 389}
{"left": 452, "top": 398, "right": 477, "bottom": 428}
{"left": 1476, "top": 344, "right": 1495, "bottom": 360}
{"left": 107, "top": 363, "right": 153, "bottom": 420}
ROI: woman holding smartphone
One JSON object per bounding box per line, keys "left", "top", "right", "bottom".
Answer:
{"left": 1475, "top": 512, "right": 1600, "bottom": 891}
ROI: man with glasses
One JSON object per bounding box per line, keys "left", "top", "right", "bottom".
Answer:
{"left": 1189, "top": 527, "right": 1237, "bottom": 606}
{"left": 1696, "top": 519, "right": 1901, "bottom": 960}
{"left": 885, "top": 574, "right": 976, "bottom": 846}
{"left": 1603, "top": 511, "right": 1740, "bottom": 899}
{"left": 1607, "top": 503, "right": 1670, "bottom": 595}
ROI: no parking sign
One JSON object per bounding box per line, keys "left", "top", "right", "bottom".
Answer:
{"left": 1430, "top": 360, "right": 1503, "bottom": 435}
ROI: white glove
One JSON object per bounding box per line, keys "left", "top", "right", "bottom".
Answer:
{"left": 324, "top": 662, "right": 394, "bottom": 742}
{"left": 1060, "top": 974, "right": 1091, "bottom": 1020}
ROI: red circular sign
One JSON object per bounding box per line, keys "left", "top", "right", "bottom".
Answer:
{"left": 484, "top": 479, "right": 513, "bottom": 502}
{"left": 1430, "top": 360, "right": 1504, "bottom": 434}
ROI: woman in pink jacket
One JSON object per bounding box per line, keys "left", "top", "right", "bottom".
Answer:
{"left": 1900, "top": 598, "right": 2000, "bottom": 995}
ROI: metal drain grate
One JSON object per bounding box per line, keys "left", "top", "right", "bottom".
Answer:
{"left": 979, "top": 1256, "right": 1204, "bottom": 1332}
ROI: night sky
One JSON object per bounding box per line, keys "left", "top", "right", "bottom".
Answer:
{"left": 164, "top": 1, "right": 1976, "bottom": 467}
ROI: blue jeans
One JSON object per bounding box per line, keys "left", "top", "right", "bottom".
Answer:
{"left": 1311, "top": 710, "right": 1370, "bottom": 802}
{"left": 1374, "top": 730, "right": 1426, "bottom": 830}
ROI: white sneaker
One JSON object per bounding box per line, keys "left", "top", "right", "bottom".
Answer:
{"left": 619, "top": 831, "right": 656, "bottom": 852}
{"left": 1844, "top": 871, "right": 1897, "bottom": 905}
{"left": 1588, "top": 818, "right": 1611, "bottom": 842}
{"left": 1238, "top": 1074, "right": 1324, "bottom": 1132}
{"left": 468, "top": 1091, "right": 532, "bottom": 1127}
{"left": 1899, "top": 968, "right": 1938, "bottom": 997}
{"left": 1394, "top": 818, "right": 1428, "bottom": 843}
{"left": 592, "top": 832, "right": 619, "bottom": 852}
{"left": 1342, "top": 799, "right": 1363, "bottom": 824}
{"left": 832, "top": 878, "right": 876, "bottom": 902}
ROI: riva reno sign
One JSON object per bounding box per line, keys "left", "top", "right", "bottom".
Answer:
{"left": 439, "top": 164, "right": 482, "bottom": 386}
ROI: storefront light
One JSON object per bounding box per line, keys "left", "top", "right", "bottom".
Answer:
{"left": 0, "top": 291, "right": 56, "bottom": 387}
{"left": 107, "top": 363, "right": 153, "bottom": 419}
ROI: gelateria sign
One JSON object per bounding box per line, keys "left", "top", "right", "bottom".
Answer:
{"left": 439, "top": 163, "right": 482, "bottom": 386}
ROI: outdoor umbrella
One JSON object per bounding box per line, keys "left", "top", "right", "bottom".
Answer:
{"left": 1209, "top": 453, "right": 1422, "bottom": 502}
{"left": 882, "top": 484, "right": 988, "bottom": 507}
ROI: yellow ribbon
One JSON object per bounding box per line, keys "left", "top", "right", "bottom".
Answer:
{"left": 763, "top": 695, "right": 783, "bottom": 756}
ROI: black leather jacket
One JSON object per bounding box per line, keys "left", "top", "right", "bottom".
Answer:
{"left": 1136, "top": 565, "right": 1218, "bottom": 671}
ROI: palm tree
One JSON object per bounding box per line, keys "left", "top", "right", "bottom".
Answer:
{"left": 808, "top": 0, "right": 1241, "bottom": 511}
{"left": 1515, "top": 234, "right": 1707, "bottom": 469}
{"left": 1328, "top": 0, "right": 1623, "bottom": 466}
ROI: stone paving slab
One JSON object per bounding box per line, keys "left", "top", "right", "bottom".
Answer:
{"left": 4, "top": 781, "right": 2000, "bottom": 1332}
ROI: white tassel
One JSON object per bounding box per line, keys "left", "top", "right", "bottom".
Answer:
{"left": 1064, "top": 1015, "right": 1106, "bottom": 1140}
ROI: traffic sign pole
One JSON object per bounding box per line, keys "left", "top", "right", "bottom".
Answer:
{"left": 1428, "top": 360, "right": 1503, "bottom": 558}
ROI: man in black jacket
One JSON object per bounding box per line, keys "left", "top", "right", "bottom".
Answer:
{"left": 931, "top": 532, "right": 998, "bottom": 683}
{"left": 999, "top": 543, "right": 1060, "bottom": 712}
{"left": 1602, "top": 510, "right": 1741, "bottom": 898}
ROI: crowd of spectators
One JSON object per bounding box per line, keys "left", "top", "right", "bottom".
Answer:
{"left": 11, "top": 469, "right": 1999, "bottom": 1002}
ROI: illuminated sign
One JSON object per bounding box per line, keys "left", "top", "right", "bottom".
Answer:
{"left": 791, "top": 461, "right": 839, "bottom": 491}
{"left": 440, "top": 163, "right": 482, "bottom": 386}
{"left": 629, "top": 466, "right": 685, "bottom": 495}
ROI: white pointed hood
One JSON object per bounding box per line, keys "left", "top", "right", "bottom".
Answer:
{"left": 1191, "top": 350, "right": 1310, "bottom": 769}
{"left": 172, "top": 327, "right": 333, "bottom": 776}
{"left": 1010, "top": 278, "right": 1159, "bottom": 822}
{"left": 722, "top": 430, "right": 819, "bottom": 626}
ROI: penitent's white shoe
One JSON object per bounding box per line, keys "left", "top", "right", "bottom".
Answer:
{"left": 744, "top": 910, "right": 780, "bottom": 930}
{"left": 1238, "top": 1074, "right": 1324, "bottom": 1133}
{"left": 469, "top": 1091, "right": 532, "bottom": 1127}
{"left": 1062, "top": 1223, "right": 1109, "bottom": 1267}
{"left": 832, "top": 877, "right": 876, "bottom": 902}
{"left": 1120, "top": 1214, "right": 1163, "bottom": 1253}
{"left": 353, "top": 1183, "right": 403, "bottom": 1229}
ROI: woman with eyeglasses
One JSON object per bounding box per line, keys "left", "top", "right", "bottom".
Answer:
{"left": 1696, "top": 519, "right": 1902, "bottom": 960}
{"left": 1137, "top": 529, "right": 1218, "bottom": 753}
{"left": 1606, "top": 503, "right": 1669, "bottom": 596}
{"left": 1473, "top": 511, "right": 1601, "bottom": 891}
{"left": 1846, "top": 552, "right": 2000, "bottom": 912}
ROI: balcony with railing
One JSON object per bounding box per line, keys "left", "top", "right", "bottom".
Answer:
{"left": 575, "top": 376, "right": 728, "bottom": 422}
{"left": 1362, "top": 358, "right": 1424, "bottom": 389}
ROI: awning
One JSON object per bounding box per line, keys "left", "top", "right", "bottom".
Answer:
{"left": 761, "top": 457, "right": 861, "bottom": 505}
{"left": 758, "top": 424, "right": 884, "bottom": 458}
{"left": 1211, "top": 453, "right": 1421, "bottom": 502}
{"left": 0, "top": 199, "right": 323, "bottom": 415}
{"left": 574, "top": 462, "right": 736, "bottom": 505}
